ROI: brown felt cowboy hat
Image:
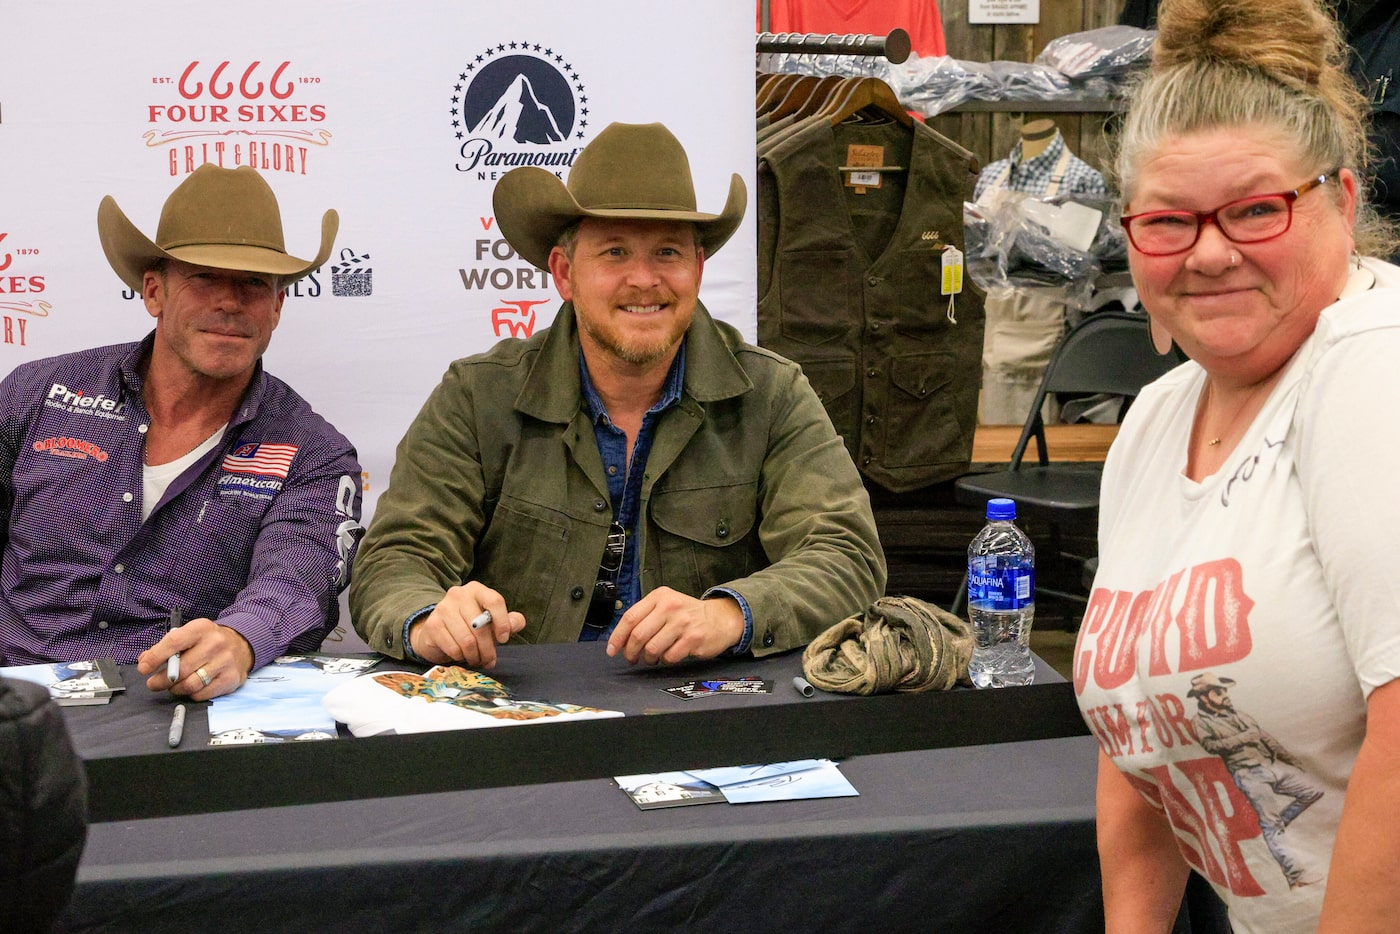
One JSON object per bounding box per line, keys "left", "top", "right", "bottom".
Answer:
{"left": 493, "top": 121, "right": 746, "bottom": 271}
{"left": 97, "top": 163, "right": 338, "bottom": 292}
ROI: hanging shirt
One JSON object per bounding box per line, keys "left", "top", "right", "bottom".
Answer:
{"left": 973, "top": 131, "right": 1109, "bottom": 201}
{"left": 761, "top": 0, "right": 947, "bottom": 58}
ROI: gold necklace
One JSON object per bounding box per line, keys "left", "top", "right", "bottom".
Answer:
{"left": 1197, "top": 378, "right": 1273, "bottom": 450}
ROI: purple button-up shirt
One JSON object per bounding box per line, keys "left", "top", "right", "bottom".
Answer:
{"left": 0, "top": 334, "right": 363, "bottom": 669}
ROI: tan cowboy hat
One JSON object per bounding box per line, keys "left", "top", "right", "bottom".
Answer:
{"left": 493, "top": 121, "right": 746, "bottom": 271}
{"left": 1186, "top": 672, "right": 1236, "bottom": 697}
{"left": 97, "top": 164, "right": 338, "bottom": 292}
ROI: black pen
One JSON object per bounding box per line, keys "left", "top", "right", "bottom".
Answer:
{"left": 168, "top": 703, "right": 186, "bottom": 748}
{"left": 166, "top": 608, "right": 184, "bottom": 683}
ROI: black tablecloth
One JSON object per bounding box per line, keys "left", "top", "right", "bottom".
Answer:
{"left": 58, "top": 645, "right": 1107, "bottom": 933}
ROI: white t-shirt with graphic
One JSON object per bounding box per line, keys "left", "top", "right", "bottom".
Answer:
{"left": 1074, "top": 257, "right": 1400, "bottom": 932}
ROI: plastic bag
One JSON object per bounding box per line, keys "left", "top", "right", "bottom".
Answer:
{"left": 964, "top": 191, "right": 1128, "bottom": 309}
{"left": 1034, "top": 26, "right": 1156, "bottom": 79}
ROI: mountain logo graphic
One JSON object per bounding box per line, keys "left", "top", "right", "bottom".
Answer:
{"left": 452, "top": 45, "right": 587, "bottom": 147}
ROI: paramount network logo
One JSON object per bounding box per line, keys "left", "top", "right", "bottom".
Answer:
{"left": 451, "top": 42, "right": 590, "bottom": 181}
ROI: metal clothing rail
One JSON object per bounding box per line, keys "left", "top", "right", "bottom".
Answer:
{"left": 756, "top": 28, "right": 912, "bottom": 64}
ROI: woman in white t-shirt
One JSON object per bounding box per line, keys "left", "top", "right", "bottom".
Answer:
{"left": 1072, "top": 1, "right": 1400, "bottom": 931}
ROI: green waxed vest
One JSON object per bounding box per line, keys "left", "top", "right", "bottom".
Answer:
{"left": 757, "top": 117, "right": 985, "bottom": 493}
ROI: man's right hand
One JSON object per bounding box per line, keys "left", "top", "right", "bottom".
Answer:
{"left": 408, "top": 582, "right": 525, "bottom": 669}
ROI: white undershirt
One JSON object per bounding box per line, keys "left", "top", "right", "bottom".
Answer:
{"left": 142, "top": 425, "right": 227, "bottom": 522}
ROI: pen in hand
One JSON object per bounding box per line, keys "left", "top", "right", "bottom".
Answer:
{"left": 168, "top": 703, "right": 186, "bottom": 748}
{"left": 470, "top": 610, "right": 492, "bottom": 631}
{"left": 166, "top": 609, "right": 184, "bottom": 684}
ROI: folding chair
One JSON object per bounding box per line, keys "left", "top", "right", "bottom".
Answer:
{"left": 952, "top": 310, "right": 1185, "bottom": 616}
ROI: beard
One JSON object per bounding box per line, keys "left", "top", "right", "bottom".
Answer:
{"left": 576, "top": 301, "right": 693, "bottom": 369}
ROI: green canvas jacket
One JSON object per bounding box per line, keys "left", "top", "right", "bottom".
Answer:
{"left": 351, "top": 301, "right": 886, "bottom": 659}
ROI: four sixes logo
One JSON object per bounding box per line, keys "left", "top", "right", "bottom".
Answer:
{"left": 0, "top": 231, "right": 48, "bottom": 349}
{"left": 452, "top": 42, "right": 589, "bottom": 181}
{"left": 146, "top": 60, "right": 332, "bottom": 177}
{"left": 452, "top": 42, "right": 594, "bottom": 340}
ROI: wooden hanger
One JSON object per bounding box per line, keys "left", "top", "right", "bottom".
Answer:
{"left": 821, "top": 76, "right": 913, "bottom": 128}
{"left": 757, "top": 74, "right": 804, "bottom": 115}
{"left": 772, "top": 74, "right": 844, "bottom": 120}
{"left": 755, "top": 72, "right": 787, "bottom": 108}
{"left": 814, "top": 77, "right": 910, "bottom": 177}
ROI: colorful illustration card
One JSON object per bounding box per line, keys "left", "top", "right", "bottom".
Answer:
{"left": 206, "top": 654, "right": 380, "bottom": 745}
{"left": 323, "top": 664, "right": 624, "bottom": 736}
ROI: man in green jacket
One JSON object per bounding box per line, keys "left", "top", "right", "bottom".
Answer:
{"left": 351, "top": 122, "right": 886, "bottom": 669}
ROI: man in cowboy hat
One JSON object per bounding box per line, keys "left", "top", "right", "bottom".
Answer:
{"left": 1188, "top": 671, "right": 1325, "bottom": 888}
{"left": 0, "top": 164, "right": 363, "bottom": 700}
{"left": 352, "top": 121, "right": 884, "bottom": 668}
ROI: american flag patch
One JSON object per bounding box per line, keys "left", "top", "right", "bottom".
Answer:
{"left": 221, "top": 442, "right": 298, "bottom": 479}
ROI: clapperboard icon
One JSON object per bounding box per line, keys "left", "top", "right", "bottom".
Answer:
{"left": 331, "top": 248, "right": 372, "bottom": 297}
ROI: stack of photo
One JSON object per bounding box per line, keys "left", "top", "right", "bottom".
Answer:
{"left": 1, "top": 658, "right": 125, "bottom": 706}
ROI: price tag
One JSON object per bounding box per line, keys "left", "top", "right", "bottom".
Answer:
{"left": 844, "top": 144, "right": 885, "bottom": 193}
{"left": 941, "top": 245, "right": 963, "bottom": 295}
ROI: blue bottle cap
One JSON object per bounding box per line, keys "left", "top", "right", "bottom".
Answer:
{"left": 986, "top": 498, "right": 1017, "bottom": 520}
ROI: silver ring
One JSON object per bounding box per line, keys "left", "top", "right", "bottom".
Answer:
{"left": 196, "top": 666, "right": 212, "bottom": 687}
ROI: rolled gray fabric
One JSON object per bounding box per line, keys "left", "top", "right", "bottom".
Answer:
{"left": 802, "top": 595, "right": 974, "bottom": 695}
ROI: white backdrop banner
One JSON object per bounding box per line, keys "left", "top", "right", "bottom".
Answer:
{"left": 0, "top": 0, "right": 756, "bottom": 530}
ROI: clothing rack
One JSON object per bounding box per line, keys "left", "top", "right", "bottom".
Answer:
{"left": 756, "top": 29, "right": 911, "bottom": 64}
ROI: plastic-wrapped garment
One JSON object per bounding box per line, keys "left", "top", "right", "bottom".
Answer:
{"left": 987, "top": 60, "right": 1073, "bottom": 99}
{"left": 755, "top": 50, "right": 892, "bottom": 81}
{"left": 964, "top": 192, "right": 1127, "bottom": 310}
{"left": 1034, "top": 26, "right": 1156, "bottom": 79}
{"left": 891, "top": 54, "right": 1000, "bottom": 115}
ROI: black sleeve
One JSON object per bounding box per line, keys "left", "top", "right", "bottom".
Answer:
{"left": 0, "top": 677, "right": 88, "bottom": 932}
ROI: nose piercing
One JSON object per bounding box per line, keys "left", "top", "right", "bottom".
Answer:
{"left": 1227, "top": 251, "right": 1240, "bottom": 268}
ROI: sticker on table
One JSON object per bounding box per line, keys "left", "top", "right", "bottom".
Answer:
{"left": 662, "top": 677, "right": 772, "bottom": 700}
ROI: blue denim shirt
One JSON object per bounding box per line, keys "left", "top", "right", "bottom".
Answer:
{"left": 578, "top": 343, "right": 753, "bottom": 653}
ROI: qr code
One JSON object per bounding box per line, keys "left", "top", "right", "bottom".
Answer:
{"left": 332, "top": 270, "right": 372, "bottom": 297}
{"left": 331, "top": 249, "right": 373, "bottom": 297}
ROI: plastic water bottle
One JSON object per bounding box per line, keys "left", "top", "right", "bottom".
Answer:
{"left": 967, "top": 497, "right": 1035, "bottom": 688}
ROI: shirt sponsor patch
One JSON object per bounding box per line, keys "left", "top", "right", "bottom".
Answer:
{"left": 32, "top": 436, "right": 110, "bottom": 462}
{"left": 221, "top": 442, "right": 298, "bottom": 480}
{"left": 217, "top": 473, "right": 284, "bottom": 499}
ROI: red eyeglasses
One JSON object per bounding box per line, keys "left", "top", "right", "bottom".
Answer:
{"left": 1121, "top": 172, "right": 1336, "bottom": 256}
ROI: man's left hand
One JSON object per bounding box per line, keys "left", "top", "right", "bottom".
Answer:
{"left": 606, "top": 588, "right": 744, "bottom": 665}
{"left": 137, "top": 618, "right": 255, "bottom": 700}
